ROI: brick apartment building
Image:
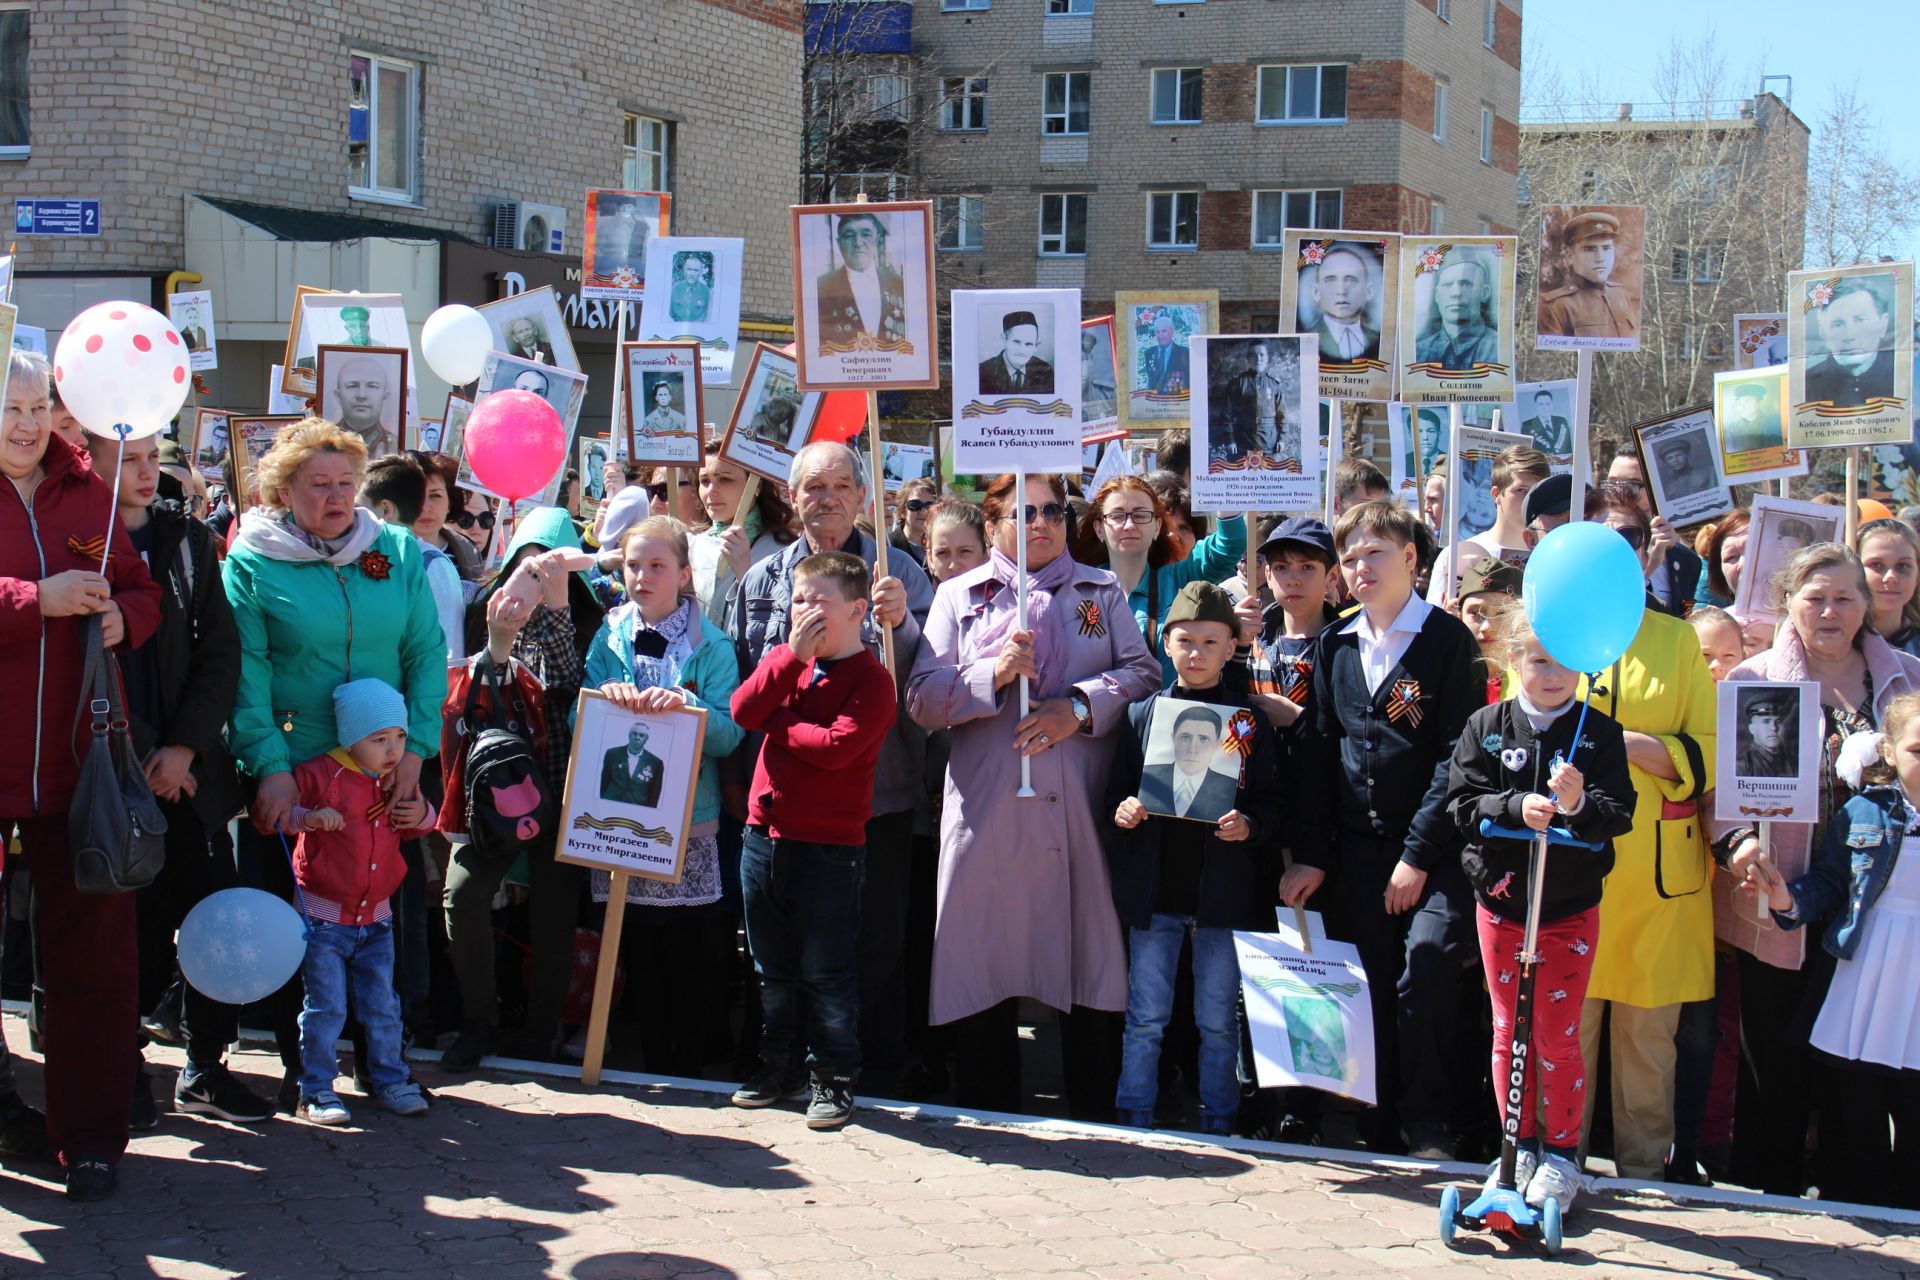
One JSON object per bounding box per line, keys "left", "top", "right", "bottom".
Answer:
{"left": 0, "top": 0, "right": 803, "bottom": 428}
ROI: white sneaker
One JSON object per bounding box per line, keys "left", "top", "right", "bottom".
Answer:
{"left": 1483, "top": 1147, "right": 1538, "bottom": 1197}
{"left": 1524, "top": 1153, "right": 1583, "bottom": 1213}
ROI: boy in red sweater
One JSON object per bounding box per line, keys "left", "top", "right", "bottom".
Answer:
{"left": 728, "top": 551, "right": 898, "bottom": 1130}
{"left": 290, "top": 678, "right": 436, "bottom": 1126}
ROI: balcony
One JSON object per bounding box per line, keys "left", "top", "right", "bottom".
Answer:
{"left": 805, "top": 1, "right": 912, "bottom": 58}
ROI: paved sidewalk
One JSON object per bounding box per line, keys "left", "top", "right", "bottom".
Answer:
{"left": 3, "top": 1018, "right": 1918, "bottom": 1280}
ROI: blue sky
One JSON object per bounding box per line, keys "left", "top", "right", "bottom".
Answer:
{"left": 1521, "top": 0, "right": 1920, "bottom": 266}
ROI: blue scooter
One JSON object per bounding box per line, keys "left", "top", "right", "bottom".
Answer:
{"left": 1438, "top": 814, "right": 1604, "bottom": 1256}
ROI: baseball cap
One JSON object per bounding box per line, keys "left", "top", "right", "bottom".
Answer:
{"left": 1256, "top": 517, "right": 1336, "bottom": 565}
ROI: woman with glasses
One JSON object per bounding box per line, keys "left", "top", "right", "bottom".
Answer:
{"left": 893, "top": 477, "right": 938, "bottom": 548}
{"left": 453, "top": 495, "right": 498, "bottom": 558}
{"left": 1071, "top": 474, "right": 1246, "bottom": 679}
{"left": 907, "top": 473, "right": 1160, "bottom": 1118}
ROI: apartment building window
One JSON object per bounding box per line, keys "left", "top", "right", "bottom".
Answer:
{"left": 1146, "top": 191, "right": 1198, "bottom": 250}
{"left": 1676, "top": 164, "right": 1730, "bottom": 203}
{"left": 1436, "top": 0, "right": 1451, "bottom": 20}
{"left": 0, "top": 4, "right": 27, "bottom": 154}
{"left": 1255, "top": 64, "right": 1347, "bottom": 124}
{"left": 1515, "top": 170, "right": 1530, "bottom": 202}
{"left": 1150, "top": 68, "right": 1203, "bottom": 124}
{"left": 1042, "top": 72, "right": 1091, "bottom": 135}
{"left": 941, "top": 0, "right": 990, "bottom": 11}
{"left": 1251, "top": 189, "right": 1342, "bottom": 247}
{"left": 1676, "top": 325, "right": 1727, "bottom": 361}
{"left": 1047, "top": 0, "right": 1093, "bottom": 12}
{"left": 1671, "top": 246, "right": 1723, "bottom": 284}
{"left": 1038, "top": 193, "right": 1088, "bottom": 256}
{"left": 1429, "top": 200, "right": 1445, "bottom": 233}
{"left": 939, "top": 77, "right": 989, "bottom": 131}
{"left": 936, "top": 195, "right": 985, "bottom": 251}
{"left": 349, "top": 52, "right": 421, "bottom": 203}
{"left": 1479, "top": 106, "right": 1494, "bottom": 163}
{"left": 1432, "top": 80, "right": 1447, "bottom": 143}
{"left": 623, "top": 114, "right": 673, "bottom": 192}
{"left": 1484, "top": 0, "right": 1498, "bottom": 47}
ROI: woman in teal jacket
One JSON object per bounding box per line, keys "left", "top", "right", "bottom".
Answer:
{"left": 583, "top": 513, "right": 745, "bottom": 1074}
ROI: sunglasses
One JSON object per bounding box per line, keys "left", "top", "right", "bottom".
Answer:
{"left": 903, "top": 498, "right": 936, "bottom": 513}
{"left": 454, "top": 511, "right": 496, "bottom": 531}
{"left": 1014, "top": 503, "right": 1068, "bottom": 525}
{"left": 1610, "top": 524, "right": 1648, "bottom": 550}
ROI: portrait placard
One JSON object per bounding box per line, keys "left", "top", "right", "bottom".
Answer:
{"left": 169, "top": 289, "right": 217, "bottom": 372}
{"left": 1713, "top": 366, "right": 1807, "bottom": 486}
{"left": 717, "top": 343, "right": 825, "bottom": 485}
{"left": 1079, "top": 316, "right": 1120, "bottom": 435}
{"left": 228, "top": 416, "right": 301, "bottom": 505}
{"left": 622, "top": 341, "right": 705, "bottom": 467}
{"left": 1734, "top": 312, "right": 1789, "bottom": 371}
{"left": 1397, "top": 236, "right": 1518, "bottom": 404}
{"left": 557, "top": 690, "right": 706, "bottom": 884}
{"left": 281, "top": 289, "right": 409, "bottom": 399}
{"left": 1383, "top": 406, "right": 1425, "bottom": 507}
{"left": 316, "top": 344, "right": 409, "bottom": 459}
{"left": 1634, "top": 406, "right": 1733, "bottom": 527}
{"left": 1116, "top": 290, "right": 1219, "bottom": 425}
{"left": 790, "top": 200, "right": 938, "bottom": 391}
{"left": 949, "top": 288, "right": 1082, "bottom": 474}
{"left": 442, "top": 394, "right": 476, "bottom": 490}
{"left": 1278, "top": 230, "right": 1399, "bottom": 401}
{"left": 477, "top": 286, "right": 580, "bottom": 373}
{"left": 1732, "top": 495, "right": 1844, "bottom": 625}
{"left": 1534, "top": 205, "right": 1645, "bottom": 352}
{"left": 881, "top": 442, "right": 935, "bottom": 491}
{"left": 1235, "top": 929, "right": 1376, "bottom": 1105}
{"left": 1715, "top": 681, "right": 1819, "bottom": 824}
{"left": 190, "top": 409, "right": 230, "bottom": 485}
{"left": 1443, "top": 421, "right": 1529, "bottom": 597}
{"left": 12, "top": 323, "right": 43, "bottom": 355}
{"left": 638, "top": 236, "right": 745, "bottom": 385}
{"left": 1512, "top": 379, "right": 1577, "bottom": 470}
{"left": 578, "top": 434, "right": 615, "bottom": 506}
{"left": 477, "top": 350, "right": 589, "bottom": 442}
{"left": 1786, "top": 262, "right": 1915, "bottom": 448}
{"left": 582, "top": 189, "right": 670, "bottom": 303}
{"left": 1137, "top": 697, "right": 1255, "bottom": 825}
{"left": 1397, "top": 404, "right": 1449, "bottom": 479}
{"left": 1191, "top": 334, "right": 1319, "bottom": 513}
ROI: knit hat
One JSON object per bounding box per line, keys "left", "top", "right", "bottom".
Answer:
{"left": 1459, "top": 556, "right": 1523, "bottom": 602}
{"left": 1163, "top": 580, "right": 1239, "bottom": 632}
{"left": 596, "top": 485, "right": 651, "bottom": 550}
{"left": 333, "top": 677, "right": 407, "bottom": 749}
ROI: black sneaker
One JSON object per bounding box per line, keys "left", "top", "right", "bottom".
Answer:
{"left": 806, "top": 1080, "right": 855, "bottom": 1131}
{"left": 142, "top": 980, "right": 185, "bottom": 1046}
{"left": 439, "top": 1022, "right": 496, "bottom": 1073}
{"left": 130, "top": 1069, "right": 159, "bottom": 1132}
{"left": 731, "top": 1069, "right": 808, "bottom": 1109}
{"left": 65, "top": 1156, "right": 118, "bottom": 1202}
{"left": 0, "top": 1092, "right": 53, "bottom": 1162}
{"left": 175, "top": 1065, "right": 273, "bottom": 1124}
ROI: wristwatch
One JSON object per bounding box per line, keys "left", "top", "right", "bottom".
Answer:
{"left": 1068, "top": 689, "right": 1093, "bottom": 734}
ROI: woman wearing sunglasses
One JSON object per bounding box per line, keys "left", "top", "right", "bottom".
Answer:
{"left": 907, "top": 472, "right": 1159, "bottom": 1119}
{"left": 893, "top": 476, "right": 938, "bottom": 550}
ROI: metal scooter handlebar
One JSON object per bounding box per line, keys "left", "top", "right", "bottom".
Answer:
{"left": 1477, "top": 818, "right": 1604, "bottom": 851}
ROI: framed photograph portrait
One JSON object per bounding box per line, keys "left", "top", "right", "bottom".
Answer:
{"left": 881, "top": 442, "right": 936, "bottom": 492}
{"left": 1715, "top": 680, "right": 1819, "bottom": 824}
{"left": 717, "top": 343, "right": 825, "bottom": 485}
{"left": 1137, "top": 697, "right": 1256, "bottom": 824}
{"left": 477, "top": 286, "right": 580, "bottom": 373}
{"left": 1733, "top": 495, "right": 1845, "bottom": 625}
{"left": 169, "top": 289, "right": 218, "bottom": 372}
{"left": 281, "top": 289, "right": 409, "bottom": 399}
{"left": 441, "top": 392, "right": 475, "bottom": 484}
{"left": 1513, "top": 379, "right": 1577, "bottom": 469}
{"left": 790, "top": 200, "right": 938, "bottom": 391}
{"left": 478, "top": 350, "right": 589, "bottom": 439}
{"left": 1190, "top": 334, "right": 1319, "bottom": 513}
{"left": 557, "top": 690, "right": 707, "bottom": 884}
{"left": 1386, "top": 405, "right": 1438, "bottom": 508}
{"left": 578, "top": 433, "right": 614, "bottom": 506}
{"left": 1786, "top": 261, "right": 1915, "bottom": 448}
{"left": 190, "top": 409, "right": 230, "bottom": 485}
{"left": 1397, "top": 236, "right": 1518, "bottom": 405}
{"left": 1277, "top": 230, "right": 1399, "bottom": 402}
{"left": 1080, "top": 315, "right": 1120, "bottom": 434}
{"left": 1534, "top": 205, "right": 1645, "bottom": 352}
{"left": 229, "top": 416, "right": 301, "bottom": 506}
{"left": 638, "top": 236, "right": 745, "bottom": 385}
{"left": 1713, "top": 366, "right": 1806, "bottom": 486}
{"left": 1633, "top": 406, "right": 1733, "bottom": 527}
{"left": 949, "top": 288, "right": 1082, "bottom": 475}
{"left": 316, "top": 344, "right": 408, "bottom": 459}
{"left": 416, "top": 418, "right": 443, "bottom": 453}
{"left": 1115, "top": 289, "right": 1219, "bottom": 426}
{"left": 1734, "top": 312, "right": 1789, "bottom": 371}
{"left": 582, "top": 189, "right": 670, "bottom": 303}
{"left": 1443, "top": 421, "right": 1528, "bottom": 594}
{"left": 622, "top": 341, "right": 705, "bottom": 467}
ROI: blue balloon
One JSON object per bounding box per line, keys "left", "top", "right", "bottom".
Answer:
{"left": 1522, "top": 521, "right": 1647, "bottom": 673}
{"left": 177, "top": 888, "right": 307, "bottom": 1006}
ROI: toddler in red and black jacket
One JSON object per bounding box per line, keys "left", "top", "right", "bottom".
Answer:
{"left": 288, "top": 678, "right": 436, "bottom": 1127}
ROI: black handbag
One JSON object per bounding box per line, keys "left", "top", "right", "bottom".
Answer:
{"left": 68, "top": 614, "right": 167, "bottom": 893}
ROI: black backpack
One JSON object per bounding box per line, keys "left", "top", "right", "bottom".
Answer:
{"left": 461, "top": 660, "right": 557, "bottom": 863}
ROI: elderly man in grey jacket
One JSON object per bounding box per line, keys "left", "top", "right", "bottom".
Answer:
{"left": 726, "top": 441, "right": 933, "bottom": 1097}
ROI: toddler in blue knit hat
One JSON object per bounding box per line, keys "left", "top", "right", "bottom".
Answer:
{"left": 287, "top": 678, "right": 436, "bottom": 1126}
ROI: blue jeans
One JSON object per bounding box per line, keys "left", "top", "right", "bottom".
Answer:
{"left": 298, "top": 919, "right": 407, "bottom": 1098}
{"left": 741, "top": 827, "right": 864, "bottom": 1082}
{"left": 1116, "top": 915, "right": 1241, "bottom": 1132}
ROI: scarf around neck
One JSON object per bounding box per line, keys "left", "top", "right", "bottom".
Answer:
{"left": 975, "top": 547, "right": 1075, "bottom": 698}
{"left": 236, "top": 507, "right": 385, "bottom": 567}
{"left": 618, "top": 594, "right": 700, "bottom": 693}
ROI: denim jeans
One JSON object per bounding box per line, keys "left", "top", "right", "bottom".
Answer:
{"left": 298, "top": 918, "right": 407, "bottom": 1098}
{"left": 741, "top": 827, "right": 864, "bottom": 1082}
{"left": 1116, "top": 914, "right": 1241, "bottom": 1131}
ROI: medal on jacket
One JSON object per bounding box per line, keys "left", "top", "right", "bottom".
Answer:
{"left": 1075, "top": 598, "right": 1105, "bottom": 638}
{"left": 1386, "top": 678, "right": 1424, "bottom": 727}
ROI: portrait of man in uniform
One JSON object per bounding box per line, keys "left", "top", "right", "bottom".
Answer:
{"left": 1653, "top": 433, "right": 1715, "bottom": 502}
{"left": 600, "top": 723, "right": 666, "bottom": 807}
{"left": 1736, "top": 688, "right": 1796, "bottom": 779}
{"left": 1141, "top": 310, "right": 1192, "bottom": 394}
{"left": 1415, "top": 252, "right": 1500, "bottom": 369}
{"left": 1538, "top": 210, "right": 1639, "bottom": 340}
{"left": 1520, "top": 386, "right": 1573, "bottom": 456}
{"left": 1722, "top": 382, "right": 1784, "bottom": 455}
{"left": 1216, "top": 339, "right": 1298, "bottom": 462}
{"left": 815, "top": 211, "right": 910, "bottom": 350}
{"left": 317, "top": 346, "right": 406, "bottom": 458}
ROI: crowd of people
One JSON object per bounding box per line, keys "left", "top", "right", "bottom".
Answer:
{"left": 2, "top": 348, "right": 1916, "bottom": 1216}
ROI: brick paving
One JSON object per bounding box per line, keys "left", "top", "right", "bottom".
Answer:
{"left": 3, "top": 1014, "right": 1919, "bottom": 1280}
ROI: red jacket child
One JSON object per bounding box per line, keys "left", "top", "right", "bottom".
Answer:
{"left": 730, "top": 642, "right": 896, "bottom": 846}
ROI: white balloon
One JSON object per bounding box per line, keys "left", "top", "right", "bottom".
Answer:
{"left": 50, "top": 301, "right": 191, "bottom": 440}
{"left": 421, "top": 304, "right": 493, "bottom": 385}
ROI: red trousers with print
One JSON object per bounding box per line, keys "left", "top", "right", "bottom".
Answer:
{"left": 1476, "top": 903, "right": 1597, "bottom": 1152}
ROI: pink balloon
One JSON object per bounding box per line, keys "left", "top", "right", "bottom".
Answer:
{"left": 464, "top": 390, "right": 566, "bottom": 502}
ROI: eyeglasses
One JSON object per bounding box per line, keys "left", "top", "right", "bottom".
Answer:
{"left": 1016, "top": 503, "right": 1068, "bottom": 525}
{"left": 904, "top": 498, "right": 936, "bottom": 513}
{"left": 645, "top": 483, "right": 669, "bottom": 502}
{"left": 1607, "top": 523, "right": 1648, "bottom": 550}
{"left": 454, "top": 511, "right": 496, "bottom": 531}
{"left": 1616, "top": 479, "right": 1648, "bottom": 497}
{"left": 1102, "top": 509, "right": 1158, "bottom": 527}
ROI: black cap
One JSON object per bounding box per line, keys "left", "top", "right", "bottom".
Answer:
{"left": 1257, "top": 516, "right": 1336, "bottom": 564}
{"left": 1523, "top": 473, "right": 1586, "bottom": 526}
{"left": 1002, "top": 310, "right": 1039, "bottom": 332}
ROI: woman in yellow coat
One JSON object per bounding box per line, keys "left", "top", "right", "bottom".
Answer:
{"left": 1576, "top": 490, "right": 1716, "bottom": 1180}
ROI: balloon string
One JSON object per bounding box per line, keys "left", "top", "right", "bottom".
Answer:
{"left": 99, "top": 423, "right": 128, "bottom": 576}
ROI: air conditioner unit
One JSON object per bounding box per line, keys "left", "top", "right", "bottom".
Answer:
{"left": 490, "top": 200, "right": 568, "bottom": 254}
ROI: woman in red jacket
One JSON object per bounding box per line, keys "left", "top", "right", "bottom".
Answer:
{"left": 0, "top": 350, "right": 162, "bottom": 1202}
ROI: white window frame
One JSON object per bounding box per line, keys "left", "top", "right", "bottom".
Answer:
{"left": 938, "top": 76, "right": 989, "bottom": 131}
{"left": 1146, "top": 191, "right": 1199, "bottom": 251}
{"left": 1677, "top": 325, "right": 1725, "bottom": 361}
{"left": 1436, "top": 0, "right": 1452, "bottom": 20}
{"left": 1047, "top": 0, "right": 1093, "bottom": 13}
{"left": 0, "top": 2, "right": 28, "bottom": 157}
{"left": 1038, "top": 192, "right": 1088, "bottom": 257}
{"left": 1429, "top": 199, "right": 1445, "bottom": 233}
{"left": 1250, "top": 189, "right": 1344, "bottom": 248}
{"left": 941, "top": 0, "right": 990, "bottom": 11}
{"left": 1255, "top": 64, "right": 1348, "bottom": 125}
{"left": 1671, "top": 246, "right": 1723, "bottom": 285}
{"left": 1484, "top": 0, "right": 1498, "bottom": 48}
{"left": 622, "top": 113, "right": 672, "bottom": 192}
{"left": 1150, "top": 67, "right": 1203, "bottom": 125}
{"left": 348, "top": 51, "right": 422, "bottom": 205}
{"left": 1479, "top": 105, "right": 1494, "bottom": 164}
{"left": 1042, "top": 71, "right": 1091, "bottom": 136}
{"left": 935, "top": 194, "right": 985, "bottom": 252}
{"left": 1432, "top": 80, "right": 1447, "bottom": 143}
